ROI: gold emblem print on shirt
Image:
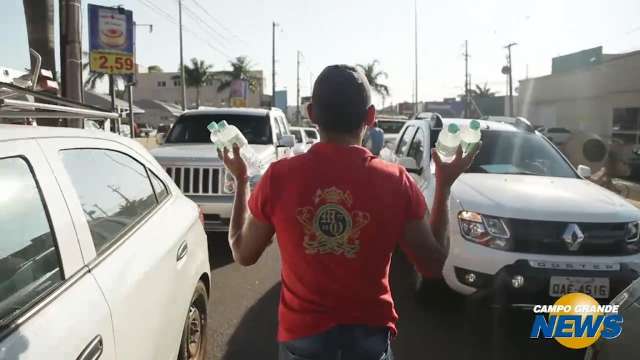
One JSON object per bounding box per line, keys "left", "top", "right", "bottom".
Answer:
{"left": 296, "top": 187, "right": 370, "bottom": 258}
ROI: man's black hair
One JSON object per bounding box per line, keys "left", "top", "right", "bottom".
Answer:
{"left": 311, "top": 65, "right": 372, "bottom": 134}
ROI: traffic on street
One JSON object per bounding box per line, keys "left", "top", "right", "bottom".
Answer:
{"left": 3, "top": 1, "right": 640, "bottom": 359}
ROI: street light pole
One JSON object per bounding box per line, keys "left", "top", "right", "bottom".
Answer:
{"left": 505, "top": 42, "right": 517, "bottom": 116}
{"left": 464, "top": 40, "right": 470, "bottom": 118}
{"left": 296, "top": 50, "right": 301, "bottom": 125}
{"left": 178, "top": 0, "right": 187, "bottom": 110}
{"left": 272, "top": 21, "right": 278, "bottom": 107}
{"left": 414, "top": 0, "right": 418, "bottom": 114}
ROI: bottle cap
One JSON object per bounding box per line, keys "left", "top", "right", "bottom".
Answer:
{"left": 448, "top": 123, "right": 460, "bottom": 134}
{"left": 469, "top": 119, "right": 480, "bottom": 130}
{"left": 219, "top": 120, "right": 229, "bottom": 128}
{"left": 207, "top": 121, "right": 219, "bottom": 133}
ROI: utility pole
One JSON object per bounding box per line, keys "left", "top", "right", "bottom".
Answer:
{"left": 414, "top": 0, "right": 418, "bottom": 114}
{"left": 60, "top": 0, "right": 83, "bottom": 127}
{"left": 272, "top": 22, "right": 279, "bottom": 106}
{"left": 178, "top": 0, "right": 187, "bottom": 110}
{"left": 463, "top": 40, "right": 470, "bottom": 118}
{"left": 505, "top": 42, "right": 517, "bottom": 116}
{"left": 296, "top": 51, "right": 301, "bottom": 125}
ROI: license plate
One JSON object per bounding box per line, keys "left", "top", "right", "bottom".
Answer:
{"left": 549, "top": 276, "right": 610, "bottom": 299}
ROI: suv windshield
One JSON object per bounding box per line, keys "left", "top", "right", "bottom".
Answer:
{"left": 467, "top": 130, "right": 577, "bottom": 178}
{"left": 165, "top": 114, "right": 272, "bottom": 144}
{"left": 378, "top": 121, "right": 404, "bottom": 134}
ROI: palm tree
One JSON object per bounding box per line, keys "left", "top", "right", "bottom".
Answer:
{"left": 147, "top": 65, "right": 164, "bottom": 73}
{"left": 356, "top": 60, "right": 390, "bottom": 106}
{"left": 173, "top": 58, "right": 214, "bottom": 107}
{"left": 471, "top": 83, "right": 496, "bottom": 98}
{"left": 216, "top": 56, "right": 260, "bottom": 94}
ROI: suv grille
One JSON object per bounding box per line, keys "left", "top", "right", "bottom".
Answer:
{"left": 510, "top": 219, "right": 628, "bottom": 256}
{"left": 166, "top": 166, "right": 221, "bottom": 195}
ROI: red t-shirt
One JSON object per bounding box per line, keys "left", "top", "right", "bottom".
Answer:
{"left": 248, "top": 143, "right": 427, "bottom": 342}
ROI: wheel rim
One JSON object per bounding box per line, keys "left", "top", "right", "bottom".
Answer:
{"left": 187, "top": 304, "right": 203, "bottom": 359}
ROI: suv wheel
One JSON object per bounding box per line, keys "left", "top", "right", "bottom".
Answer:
{"left": 179, "top": 281, "right": 208, "bottom": 360}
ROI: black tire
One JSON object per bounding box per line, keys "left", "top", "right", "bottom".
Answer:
{"left": 178, "top": 281, "right": 208, "bottom": 360}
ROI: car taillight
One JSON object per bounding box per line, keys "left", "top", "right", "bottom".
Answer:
{"left": 198, "top": 206, "right": 205, "bottom": 225}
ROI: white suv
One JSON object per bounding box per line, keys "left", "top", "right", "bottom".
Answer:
{"left": 393, "top": 117, "right": 640, "bottom": 306}
{"left": 0, "top": 125, "right": 210, "bottom": 360}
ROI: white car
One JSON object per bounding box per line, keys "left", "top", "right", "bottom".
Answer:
{"left": 377, "top": 117, "right": 407, "bottom": 150}
{"left": 152, "top": 107, "right": 295, "bottom": 232}
{"left": 0, "top": 125, "right": 211, "bottom": 360}
{"left": 290, "top": 127, "right": 314, "bottom": 155}
{"left": 393, "top": 117, "right": 640, "bottom": 306}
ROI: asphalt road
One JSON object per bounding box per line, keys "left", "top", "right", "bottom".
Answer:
{"left": 205, "top": 233, "right": 586, "bottom": 360}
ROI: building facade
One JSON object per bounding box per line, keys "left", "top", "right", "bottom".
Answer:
{"left": 133, "top": 70, "right": 265, "bottom": 109}
{"left": 518, "top": 47, "right": 640, "bottom": 144}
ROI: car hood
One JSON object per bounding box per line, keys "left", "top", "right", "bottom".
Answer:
{"left": 453, "top": 173, "right": 640, "bottom": 223}
{"left": 151, "top": 143, "right": 275, "bottom": 165}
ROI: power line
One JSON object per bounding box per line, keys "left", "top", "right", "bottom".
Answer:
{"left": 181, "top": 3, "right": 232, "bottom": 47}
{"left": 136, "top": 0, "right": 233, "bottom": 62}
{"left": 189, "top": 0, "right": 250, "bottom": 46}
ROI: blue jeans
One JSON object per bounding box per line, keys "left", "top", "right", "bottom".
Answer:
{"left": 278, "top": 325, "right": 393, "bottom": 360}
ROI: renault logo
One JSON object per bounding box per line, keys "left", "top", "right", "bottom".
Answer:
{"left": 563, "top": 224, "right": 584, "bottom": 251}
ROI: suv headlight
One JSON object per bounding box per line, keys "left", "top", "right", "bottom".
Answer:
{"left": 458, "top": 211, "right": 512, "bottom": 250}
{"left": 222, "top": 170, "right": 262, "bottom": 194}
{"left": 625, "top": 221, "right": 640, "bottom": 253}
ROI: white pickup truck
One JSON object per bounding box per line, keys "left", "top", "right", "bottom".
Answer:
{"left": 151, "top": 107, "right": 296, "bottom": 232}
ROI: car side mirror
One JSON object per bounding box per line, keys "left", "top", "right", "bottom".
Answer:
{"left": 156, "top": 133, "right": 166, "bottom": 145}
{"left": 278, "top": 134, "right": 295, "bottom": 147}
{"left": 399, "top": 156, "right": 423, "bottom": 175}
{"left": 577, "top": 164, "right": 592, "bottom": 178}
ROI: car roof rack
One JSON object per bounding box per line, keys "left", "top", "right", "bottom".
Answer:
{"left": 0, "top": 81, "right": 121, "bottom": 121}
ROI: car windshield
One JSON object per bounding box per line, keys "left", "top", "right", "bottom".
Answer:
{"left": 466, "top": 131, "right": 577, "bottom": 178}
{"left": 378, "top": 121, "right": 404, "bottom": 134}
{"left": 291, "top": 129, "right": 303, "bottom": 143}
{"left": 165, "top": 114, "right": 272, "bottom": 144}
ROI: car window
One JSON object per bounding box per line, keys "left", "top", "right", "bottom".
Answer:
{"left": 291, "top": 129, "right": 303, "bottom": 143}
{"left": 466, "top": 131, "right": 577, "bottom": 178}
{"left": 396, "top": 126, "right": 416, "bottom": 156}
{"left": 378, "top": 120, "right": 405, "bottom": 134}
{"left": 0, "top": 157, "right": 63, "bottom": 327}
{"left": 149, "top": 171, "right": 169, "bottom": 203}
{"left": 277, "top": 115, "right": 289, "bottom": 135}
{"left": 272, "top": 116, "right": 283, "bottom": 140}
{"left": 304, "top": 129, "right": 318, "bottom": 140}
{"left": 165, "top": 113, "right": 272, "bottom": 145}
{"left": 60, "top": 149, "right": 159, "bottom": 254}
{"left": 407, "top": 127, "right": 425, "bottom": 165}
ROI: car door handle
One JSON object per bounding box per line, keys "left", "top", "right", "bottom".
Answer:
{"left": 177, "top": 241, "right": 189, "bottom": 261}
{"left": 77, "top": 335, "right": 103, "bottom": 360}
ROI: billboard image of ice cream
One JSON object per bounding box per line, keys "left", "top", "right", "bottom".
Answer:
{"left": 89, "top": 4, "right": 134, "bottom": 55}
{"left": 98, "top": 9, "right": 127, "bottom": 49}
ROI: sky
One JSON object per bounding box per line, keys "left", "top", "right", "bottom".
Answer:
{"left": 3, "top": 0, "right": 640, "bottom": 107}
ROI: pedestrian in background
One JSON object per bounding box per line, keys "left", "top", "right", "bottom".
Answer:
{"left": 363, "top": 120, "right": 384, "bottom": 156}
{"left": 218, "top": 64, "right": 478, "bottom": 360}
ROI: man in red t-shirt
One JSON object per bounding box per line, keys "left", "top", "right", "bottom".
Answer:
{"left": 217, "top": 65, "right": 478, "bottom": 359}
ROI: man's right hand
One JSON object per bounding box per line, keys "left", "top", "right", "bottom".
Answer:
{"left": 431, "top": 143, "right": 480, "bottom": 189}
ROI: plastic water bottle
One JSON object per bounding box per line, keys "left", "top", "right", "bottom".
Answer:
{"left": 460, "top": 120, "right": 481, "bottom": 155}
{"left": 435, "top": 123, "right": 461, "bottom": 162}
{"left": 208, "top": 120, "right": 262, "bottom": 178}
